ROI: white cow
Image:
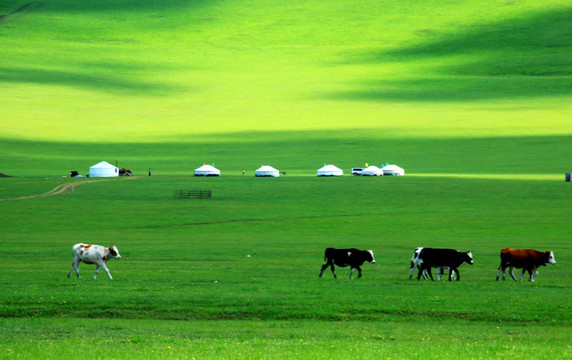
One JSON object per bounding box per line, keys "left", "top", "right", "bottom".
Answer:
{"left": 67, "top": 243, "right": 121, "bottom": 280}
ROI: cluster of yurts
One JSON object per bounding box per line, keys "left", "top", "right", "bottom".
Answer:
{"left": 85, "top": 161, "right": 405, "bottom": 178}
{"left": 195, "top": 163, "right": 405, "bottom": 177}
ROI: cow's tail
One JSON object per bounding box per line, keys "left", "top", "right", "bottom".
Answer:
{"left": 324, "top": 248, "right": 333, "bottom": 264}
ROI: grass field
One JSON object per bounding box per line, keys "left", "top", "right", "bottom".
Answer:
{"left": 1, "top": 175, "right": 570, "bottom": 359}
{"left": 1, "top": 0, "right": 571, "bottom": 359}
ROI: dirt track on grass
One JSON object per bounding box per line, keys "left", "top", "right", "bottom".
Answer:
{"left": 0, "top": 180, "right": 103, "bottom": 202}
{"left": 0, "top": 2, "right": 41, "bottom": 22}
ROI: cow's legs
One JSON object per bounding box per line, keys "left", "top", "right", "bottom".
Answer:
{"left": 100, "top": 262, "right": 113, "bottom": 280}
{"left": 528, "top": 268, "right": 536, "bottom": 282}
{"left": 417, "top": 264, "right": 429, "bottom": 280}
{"left": 531, "top": 268, "right": 539, "bottom": 281}
{"left": 67, "top": 259, "right": 80, "bottom": 278}
{"left": 410, "top": 262, "right": 426, "bottom": 280}
{"left": 409, "top": 262, "right": 416, "bottom": 279}
{"left": 443, "top": 266, "right": 459, "bottom": 280}
{"left": 348, "top": 267, "right": 362, "bottom": 279}
{"left": 426, "top": 267, "right": 435, "bottom": 281}
{"left": 518, "top": 268, "right": 527, "bottom": 282}
{"left": 319, "top": 262, "right": 329, "bottom": 278}
{"left": 496, "top": 265, "right": 506, "bottom": 281}
{"left": 416, "top": 266, "right": 429, "bottom": 280}
{"left": 509, "top": 266, "right": 519, "bottom": 281}
{"left": 450, "top": 268, "right": 460, "bottom": 281}
{"left": 94, "top": 262, "right": 113, "bottom": 280}
{"left": 67, "top": 261, "right": 75, "bottom": 278}
{"left": 320, "top": 261, "right": 338, "bottom": 279}
{"left": 331, "top": 265, "right": 337, "bottom": 279}
{"left": 320, "top": 260, "right": 336, "bottom": 278}
{"left": 437, "top": 267, "right": 452, "bottom": 280}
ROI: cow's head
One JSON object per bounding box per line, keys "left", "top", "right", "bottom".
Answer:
{"left": 547, "top": 251, "right": 556, "bottom": 264}
{"left": 367, "top": 250, "right": 375, "bottom": 264}
{"left": 109, "top": 246, "right": 121, "bottom": 259}
{"left": 464, "top": 251, "right": 474, "bottom": 265}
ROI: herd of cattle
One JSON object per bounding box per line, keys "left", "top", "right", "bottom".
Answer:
{"left": 67, "top": 243, "right": 556, "bottom": 282}
{"left": 319, "top": 247, "right": 555, "bottom": 282}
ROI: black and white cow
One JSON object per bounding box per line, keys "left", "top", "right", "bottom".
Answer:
{"left": 414, "top": 248, "right": 473, "bottom": 281}
{"left": 319, "top": 247, "right": 375, "bottom": 279}
{"left": 409, "top": 247, "right": 451, "bottom": 280}
{"left": 67, "top": 243, "right": 121, "bottom": 280}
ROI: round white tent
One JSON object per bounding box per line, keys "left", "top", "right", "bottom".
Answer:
{"left": 317, "top": 164, "right": 343, "bottom": 177}
{"left": 89, "top": 161, "right": 119, "bottom": 177}
{"left": 361, "top": 165, "right": 383, "bottom": 176}
{"left": 381, "top": 164, "right": 405, "bottom": 176}
{"left": 194, "top": 164, "right": 221, "bottom": 177}
{"left": 255, "top": 165, "right": 280, "bottom": 177}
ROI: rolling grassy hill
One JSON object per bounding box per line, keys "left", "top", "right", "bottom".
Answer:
{"left": 1, "top": 0, "right": 571, "bottom": 145}
{"left": 1, "top": 0, "right": 571, "bottom": 177}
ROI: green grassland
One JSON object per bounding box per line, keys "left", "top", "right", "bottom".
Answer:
{"left": 1, "top": 0, "right": 572, "bottom": 359}
{"left": 0, "top": 175, "right": 571, "bottom": 359}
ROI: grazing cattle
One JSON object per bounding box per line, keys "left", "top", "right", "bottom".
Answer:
{"left": 409, "top": 247, "right": 451, "bottom": 280}
{"left": 119, "top": 168, "right": 132, "bottom": 176}
{"left": 319, "top": 248, "right": 375, "bottom": 279}
{"left": 67, "top": 243, "right": 121, "bottom": 280}
{"left": 414, "top": 248, "right": 473, "bottom": 281}
{"left": 496, "top": 248, "right": 555, "bottom": 282}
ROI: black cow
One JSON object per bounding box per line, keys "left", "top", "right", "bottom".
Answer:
{"left": 409, "top": 247, "right": 451, "bottom": 280}
{"left": 415, "top": 248, "right": 473, "bottom": 281}
{"left": 319, "top": 248, "right": 375, "bottom": 279}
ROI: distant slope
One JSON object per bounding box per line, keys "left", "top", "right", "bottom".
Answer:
{"left": 330, "top": 7, "right": 572, "bottom": 102}
{"left": 0, "top": 0, "right": 571, "bottom": 141}
{"left": 395, "top": 8, "right": 572, "bottom": 77}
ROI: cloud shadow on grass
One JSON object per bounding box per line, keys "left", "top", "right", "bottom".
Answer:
{"left": 329, "top": 7, "right": 572, "bottom": 102}
{"left": 378, "top": 8, "right": 572, "bottom": 69}
{"left": 329, "top": 76, "right": 572, "bottom": 102}
{"left": 1, "top": 1, "right": 212, "bottom": 95}
{"left": 1, "top": 0, "right": 215, "bottom": 17}
{"left": 0, "top": 65, "right": 184, "bottom": 95}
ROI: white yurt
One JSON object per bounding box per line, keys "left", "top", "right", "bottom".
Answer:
{"left": 361, "top": 165, "right": 383, "bottom": 176}
{"left": 89, "top": 161, "right": 119, "bottom": 177}
{"left": 194, "top": 164, "right": 221, "bottom": 177}
{"left": 317, "top": 164, "right": 343, "bottom": 177}
{"left": 381, "top": 164, "right": 405, "bottom": 176}
{"left": 255, "top": 165, "right": 280, "bottom": 177}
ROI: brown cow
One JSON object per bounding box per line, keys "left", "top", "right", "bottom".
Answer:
{"left": 496, "top": 248, "right": 555, "bottom": 282}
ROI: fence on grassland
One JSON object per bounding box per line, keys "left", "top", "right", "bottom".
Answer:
{"left": 174, "top": 189, "right": 212, "bottom": 199}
